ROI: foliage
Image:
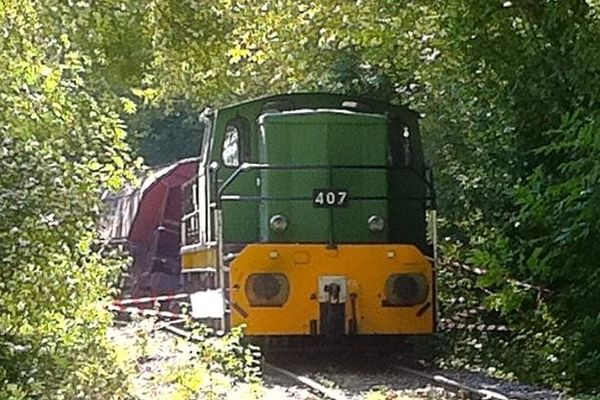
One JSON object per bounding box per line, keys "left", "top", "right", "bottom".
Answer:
{"left": 107, "top": 319, "right": 262, "bottom": 400}
{"left": 141, "top": 0, "right": 441, "bottom": 106}
{"left": 163, "top": 325, "right": 262, "bottom": 400}
{"left": 503, "top": 112, "right": 600, "bottom": 390}
{"left": 0, "top": 1, "right": 135, "bottom": 398}
{"left": 126, "top": 100, "right": 204, "bottom": 166}
{"left": 432, "top": 1, "right": 600, "bottom": 393}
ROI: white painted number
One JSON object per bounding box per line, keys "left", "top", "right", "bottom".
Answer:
{"left": 337, "top": 191, "right": 348, "bottom": 206}
{"left": 314, "top": 191, "right": 325, "bottom": 205}
{"left": 326, "top": 192, "right": 336, "bottom": 205}
{"left": 313, "top": 189, "right": 349, "bottom": 208}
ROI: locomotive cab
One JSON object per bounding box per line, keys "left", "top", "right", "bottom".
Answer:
{"left": 180, "top": 93, "right": 437, "bottom": 338}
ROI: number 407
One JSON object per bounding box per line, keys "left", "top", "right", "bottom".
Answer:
{"left": 312, "top": 189, "right": 349, "bottom": 208}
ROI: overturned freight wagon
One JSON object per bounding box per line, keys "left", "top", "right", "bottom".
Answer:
{"left": 99, "top": 158, "right": 199, "bottom": 298}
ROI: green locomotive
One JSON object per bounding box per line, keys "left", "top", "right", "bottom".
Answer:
{"left": 181, "top": 93, "right": 436, "bottom": 337}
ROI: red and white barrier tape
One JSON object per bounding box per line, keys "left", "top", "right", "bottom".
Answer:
{"left": 112, "top": 292, "right": 190, "bottom": 306}
{"left": 108, "top": 304, "right": 189, "bottom": 320}
{"left": 440, "top": 320, "right": 509, "bottom": 332}
{"left": 438, "top": 257, "right": 551, "bottom": 295}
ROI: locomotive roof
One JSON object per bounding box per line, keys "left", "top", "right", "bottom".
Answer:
{"left": 257, "top": 108, "right": 389, "bottom": 125}
{"left": 216, "top": 92, "right": 420, "bottom": 120}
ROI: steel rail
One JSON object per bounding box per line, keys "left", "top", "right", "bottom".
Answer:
{"left": 263, "top": 362, "right": 348, "bottom": 400}
{"left": 393, "top": 364, "right": 512, "bottom": 400}
{"left": 160, "top": 325, "right": 347, "bottom": 399}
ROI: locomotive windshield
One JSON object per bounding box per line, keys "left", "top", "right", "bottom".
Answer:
{"left": 222, "top": 125, "right": 240, "bottom": 167}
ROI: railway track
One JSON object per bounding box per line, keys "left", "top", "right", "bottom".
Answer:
{"left": 263, "top": 362, "right": 348, "bottom": 400}
{"left": 158, "top": 323, "right": 514, "bottom": 399}
{"left": 392, "top": 364, "right": 511, "bottom": 400}
{"left": 263, "top": 357, "right": 514, "bottom": 400}
{"left": 111, "top": 317, "right": 561, "bottom": 400}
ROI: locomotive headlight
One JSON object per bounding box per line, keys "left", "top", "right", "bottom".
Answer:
{"left": 245, "top": 273, "right": 290, "bottom": 307}
{"left": 269, "top": 214, "right": 288, "bottom": 232}
{"left": 385, "top": 273, "right": 429, "bottom": 306}
{"left": 368, "top": 215, "right": 386, "bottom": 232}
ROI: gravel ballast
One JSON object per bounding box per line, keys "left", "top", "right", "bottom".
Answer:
{"left": 109, "top": 324, "right": 566, "bottom": 399}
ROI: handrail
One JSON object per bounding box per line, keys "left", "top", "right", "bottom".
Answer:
{"left": 181, "top": 209, "right": 200, "bottom": 222}
{"left": 216, "top": 162, "right": 436, "bottom": 209}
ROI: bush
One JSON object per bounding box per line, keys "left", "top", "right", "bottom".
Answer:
{"left": 0, "top": 2, "right": 134, "bottom": 398}
{"left": 162, "top": 325, "right": 262, "bottom": 400}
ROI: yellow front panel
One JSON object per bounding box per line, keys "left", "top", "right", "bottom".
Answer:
{"left": 230, "top": 244, "right": 435, "bottom": 335}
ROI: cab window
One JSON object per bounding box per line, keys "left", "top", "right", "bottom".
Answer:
{"left": 221, "top": 119, "right": 249, "bottom": 167}
{"left": 222, "top": 125, "right": 240, "bottom": 167}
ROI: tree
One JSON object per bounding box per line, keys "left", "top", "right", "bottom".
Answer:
{"left": 0, "top": 1, "right": 134, "bottom": 398}
{"left": 127, "top": 100, "right": 204, "bottom": 166}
